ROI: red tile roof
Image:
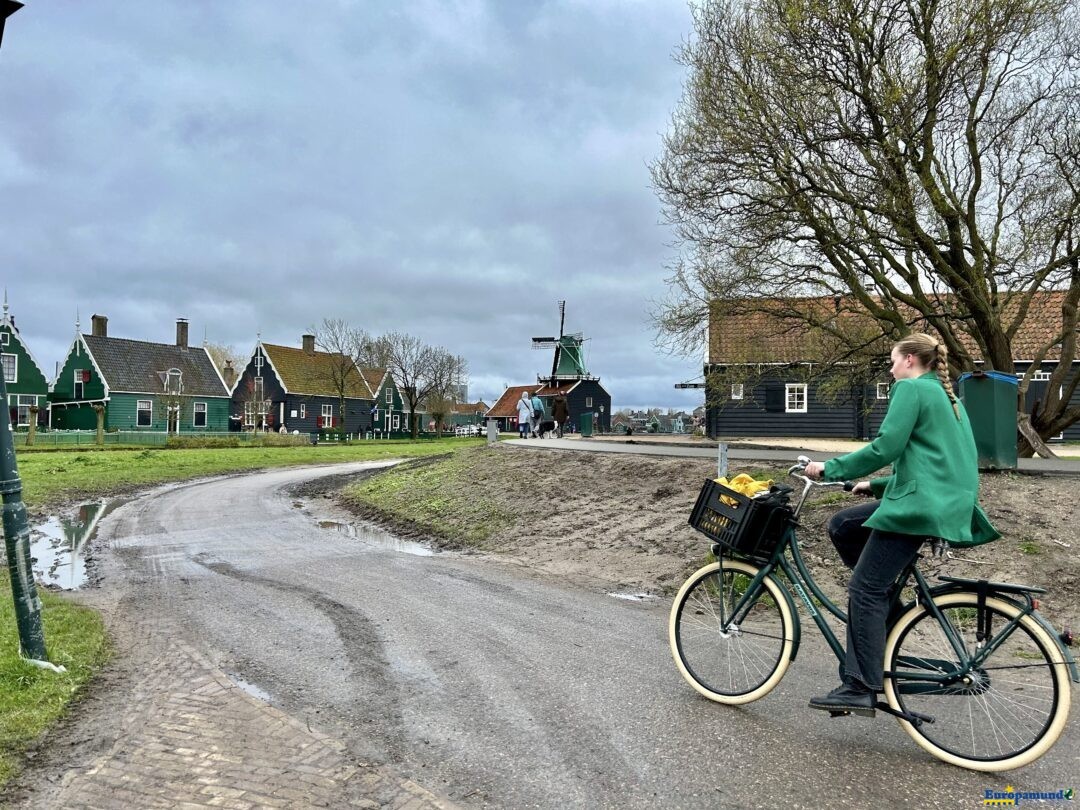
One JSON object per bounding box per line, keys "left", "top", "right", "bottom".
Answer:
{"left": 486, "top": 385, "right": 539, "bottom": 418}
{"left": 709, "top": 290, "right": 1078, "bottom": 365}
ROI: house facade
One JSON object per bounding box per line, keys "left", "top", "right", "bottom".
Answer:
{"left": 705, "top": 293, "right": 1079, "bottom": 441}
{"left": 231, "top": 336, "right": 376, "bottom": 435}
{"left": 1, "top": 297, "right": 50, "bottom": 429}
{"left": 360, "top": 367, "right": 410, "bottom": 436}
{"left": 50, "top": 315, "right": 231, "bottom": 432}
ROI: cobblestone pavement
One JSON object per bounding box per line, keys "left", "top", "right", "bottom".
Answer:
{"left": 8, "top": 466, "right": 458, "bottom": 810}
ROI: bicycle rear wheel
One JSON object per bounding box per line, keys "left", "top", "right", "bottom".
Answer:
{"left": 669, "top": 559, "right": 795, "bottom": 704}
{"left": 884, "top": 592, "right": 1072, "bottom": 771}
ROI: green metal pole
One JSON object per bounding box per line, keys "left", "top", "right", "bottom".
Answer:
{"left": 0, "top": 372, "right": 49, "bottom": 661}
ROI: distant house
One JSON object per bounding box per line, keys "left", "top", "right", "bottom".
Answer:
{"left": 706, "top": 291, "right": 1080, "bottom": 441}
{"left": 360, "top": 367, "right": 409, "bottom": 436}
{"left": 231, "top": 335, "right": 375, "bottom": 434}
{"left": 50, "top": 315, "right": 231, "bottom": 432}
{"left": 485, "top": 385, "right": 536, "bottom": 433}
{"left": 448, "top": 400, "right": 489, "bottom": 428}
{"left": 1, "top": 296, "right": 50, "bottom": 430}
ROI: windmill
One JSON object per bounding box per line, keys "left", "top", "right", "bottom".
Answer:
{"left": 531, "top": 301, "right": 591, "bottom": 387}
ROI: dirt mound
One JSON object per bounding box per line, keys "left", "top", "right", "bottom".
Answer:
{"left": 338, "top": 444, "right": 1080, "bottom": 629}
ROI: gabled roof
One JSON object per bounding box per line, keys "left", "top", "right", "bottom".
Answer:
{"left": 709, "top": 290, "right": 1079, "bottom": 365}
{"left": 486, "top": 385, "right": 538, "bottom": 418}
{"left": 0, "top": 311, "right": 48, "bottom": 387}
{"left": 261, "top": 343, "right": 373, "bottom": 399}
{"left": 452, "top": 400, "right": 489, "bottom": 414}
{"left": 359, "top": 367, "right": 388, "bottom": 394}
{"left": 82, "top": 334, "right": 229, "bottom": 397}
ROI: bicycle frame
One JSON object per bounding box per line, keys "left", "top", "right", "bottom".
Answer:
{"left": 713, "top": 473, "right": 1049, "bottom": 691}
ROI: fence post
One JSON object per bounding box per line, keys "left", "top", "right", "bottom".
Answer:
{"left": 717, "top": 441, "right": 728, "bottom": 479}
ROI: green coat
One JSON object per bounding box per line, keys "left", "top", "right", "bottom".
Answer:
{"left": 823, "top": 372, "right": 999, "bottom": 545}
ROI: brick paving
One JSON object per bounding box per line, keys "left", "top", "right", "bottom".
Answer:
{"left": 9, "top": 573, "right": 458, "bottom": 809}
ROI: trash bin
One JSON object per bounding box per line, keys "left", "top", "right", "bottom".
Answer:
{"left": 580, "top": 412, "right": 594, "bottom": 437}
{"left": 957, "top": 370, "right": 1018, "bottom": 470}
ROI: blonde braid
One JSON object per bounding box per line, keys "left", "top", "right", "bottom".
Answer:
{"left": 934, "top": 342, "right": 960, "bottom": 420}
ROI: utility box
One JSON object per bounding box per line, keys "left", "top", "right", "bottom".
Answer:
{"left": 486, "top": 419, "right": 499, "bottom": 445}
{"left": 580, "top": 412, "right": 594, "bottom": 437}
{"left": 958, "top": 370, "right": 1018, "bottom": 470}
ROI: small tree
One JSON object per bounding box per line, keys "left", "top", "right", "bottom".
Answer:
{"left": 369, "top": 332, "right": 466, "bottom": 439}
{"left": 312, "top": 319, "right": 369, "bottom": 437}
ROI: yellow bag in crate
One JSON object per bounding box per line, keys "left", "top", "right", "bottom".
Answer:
{"left": 714, "top": 473, "right": 773, "bottom": 506}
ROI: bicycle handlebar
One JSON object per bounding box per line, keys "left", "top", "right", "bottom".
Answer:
{"left": 785, "top": 456, "right": 855, "bottom": 515}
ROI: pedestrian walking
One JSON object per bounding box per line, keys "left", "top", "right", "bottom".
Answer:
{"left": 530, "top": 391, "right": 545, "bottom": 439}
{"left": 552, "top": 391, "right": 569, "bottom": 438}
{"left": 516, "top": 392, "right": 533, "bottom": 439}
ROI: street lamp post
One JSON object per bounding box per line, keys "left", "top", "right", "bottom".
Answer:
{"left": 0, "top": 0, "right": 56, "bottom": 669}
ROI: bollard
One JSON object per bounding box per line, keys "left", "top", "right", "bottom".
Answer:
{"left": 0, "top": 372, "right": 49, "bottom": 662}
{"left": 717, "top": 441, "right": 728, "bottom": 479}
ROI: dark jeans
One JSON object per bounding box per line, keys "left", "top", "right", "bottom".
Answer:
{"left": 827, "top": 500, "right": 925, "bottom": 691}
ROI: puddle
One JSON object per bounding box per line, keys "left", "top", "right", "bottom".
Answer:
{"left": 225, "top": 673, "right": 272, "bottom": 702}
{"left": 608, "top": 592, "right": 660, "bottom": 602}
{"left": 317, "top": 519, "right": 434, "bottom": 556}
{"left": 29, "top": 502, "right": 115, "bottom": 590}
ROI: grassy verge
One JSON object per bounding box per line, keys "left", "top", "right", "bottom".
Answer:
{"left": 0, "top": 570, "right": 111, "bottom": 787}
{"left": 341, "top": 447, "right": 513, "bottom": 548}
{"left": 16, "top": 439, "right": 485, "bottom": 511}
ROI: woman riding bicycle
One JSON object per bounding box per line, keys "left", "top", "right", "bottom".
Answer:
{"left": 803, "top": 333, "right": 999, "bottom": 714}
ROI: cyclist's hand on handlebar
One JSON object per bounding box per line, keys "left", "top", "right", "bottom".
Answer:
{"left": 804, "top": 461, "right": 825, "bottom": 480}
{"left": 851, "top": 481, "right": 872, "bottom": 497}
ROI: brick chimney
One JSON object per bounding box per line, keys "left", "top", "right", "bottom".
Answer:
{"left": 222, "top": 359, "right": 237, "bottom": 390}
{"left": 302, "top": 334, "right": 315, "bottom": 354}
{"left": 91, "top": 314, "right": 108, "bottom": 337}
{"left": 176, "top": 318, "right": 189, "bottom": 348}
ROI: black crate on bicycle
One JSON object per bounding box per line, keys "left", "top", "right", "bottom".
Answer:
{"left": 688, "top": 479, "right": 793, "bottom": 560}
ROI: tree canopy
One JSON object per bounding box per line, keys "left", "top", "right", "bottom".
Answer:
{"left": 653, "top": 0, "right": 1080, "bottom": 451}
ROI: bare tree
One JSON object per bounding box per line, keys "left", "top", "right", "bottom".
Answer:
{"left": 312, "top": 319, "right": 370, "bottom": 435}
{"left": 204, "top": 342, "right": 247, "bottom": 378}
{"left": 653, "top": 0, "right": 1080, "bottom": 455}
{"left": 425, "top": 352, "right": 468, "bottom": 437}
{"left": 371, "top": 332, "right": 466, "bottom": 439}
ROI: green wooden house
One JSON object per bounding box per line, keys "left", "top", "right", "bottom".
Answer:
{"left": 1, "top": 295, "right": 50, "bottom": 429}
{"left": 360, "top": 368, "right": 411, "bottom": 436}
{"left": 50, "top": 315, "right": 231, "bottom": 432}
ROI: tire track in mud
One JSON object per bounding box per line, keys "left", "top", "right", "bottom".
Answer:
{"left": 191, "top": 554, "right": 409, "bottom": 760}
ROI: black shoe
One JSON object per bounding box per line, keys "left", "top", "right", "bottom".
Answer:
{"left": 809, "top": 684, "right": 876, "bottom": 717}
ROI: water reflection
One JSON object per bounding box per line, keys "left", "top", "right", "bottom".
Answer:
{"left": 29, "top": 503, "right": 107, "bottom": 590}
{"left": 316, "top": 518, "right": 434, "bottom": 556}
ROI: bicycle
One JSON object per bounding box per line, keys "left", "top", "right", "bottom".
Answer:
{"left": 668, "top": 457, "right": 1078, "bottom": 772}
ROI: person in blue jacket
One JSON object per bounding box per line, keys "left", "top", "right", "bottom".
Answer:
{"left": 803, "top": 332, "right": 998, "bottom": 715}
{"left": 530, "top": 392, "right": 545, "bottom": 439}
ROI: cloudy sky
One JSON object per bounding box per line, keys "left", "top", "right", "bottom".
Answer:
{"left": 0, "top": 1, "right": 704, "bottom": 412}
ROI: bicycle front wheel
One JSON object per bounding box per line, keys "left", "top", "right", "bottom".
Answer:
{"left": 884, "top": 592, "right": 1072, "bottom": 771}
{"left": 669, "top": 559, "right": 795, "bottom": 704}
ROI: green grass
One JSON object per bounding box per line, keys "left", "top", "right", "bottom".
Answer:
{"left": 1018, "top": 539, "right": 1040, "bottom": 555}
{"left": 0, "top": 570, "right": 111, "bottom": 787}
{"left": 14, "top": 439, "right": 486, "bottom": 511}
{"left": 342, "top": 449, "right": 513, "bottom": 548}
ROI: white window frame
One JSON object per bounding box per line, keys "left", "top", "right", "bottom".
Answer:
{"left": 785, "top": 383, "right": 807, "bottom": 413}
{"left": 193, "top": 401, "right": 207, "bottom": 427}
{"left": 1, "top": 353, "right": 15, "bottom": 383}
{"left": 137, "top": 399, "right": 153, "bottom": 427}
{"left": 244, "top": 401, "right": 255, "bottom": 427}
{"left": 731, "top": 383, "right": 744, "bottom": 400}
{"left": 386, "top": 387, "right": 392, "bottom": 404}
{"left": 0, "top": 332, "right": 8, "bottom": 345}
{"left": 1032, "top": 370, "right": 1052, "bottom": 382}
{"left": 300, "top": 403, "right": 306, "bottom": 419}
{"left": 254, "top": 353, "right": 264, "bottom": 372}
{"left": 585, "top": 396, "right": 593, "bottom": 407}
{"left": 16, "top": 394, "right": 35, "bottom": 427}
{"left": 164, "top": 368, "right": 183, "bottom": 394}
{"left": 876, "top": 382, "right": 890, "bottom": 400}
{"left": 393, "top": 413, "right": 400, "bottom": 430}
{"left": 321, "top": 403, "right": 333, "bottom": 428}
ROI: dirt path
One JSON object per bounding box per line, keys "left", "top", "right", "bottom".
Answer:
{"left": 336, "top": 444, "right": 1080, "bottom": 629}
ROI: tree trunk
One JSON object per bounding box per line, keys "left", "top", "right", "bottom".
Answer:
{"left": 94, "top": 404, "right": 105, "bottom": 446}
{"left": 1017, "top": 414, "right": 1058, "bottom": 460}
{"left": 409, "top": 407, "right": 418, "bottom": 439}
{"left": 26, "top": 406, "right": 38, "bottom": 447}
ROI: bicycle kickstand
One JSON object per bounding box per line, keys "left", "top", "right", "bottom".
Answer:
{"left": 873, "top": 701, "right": 934, "bottom": 727}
